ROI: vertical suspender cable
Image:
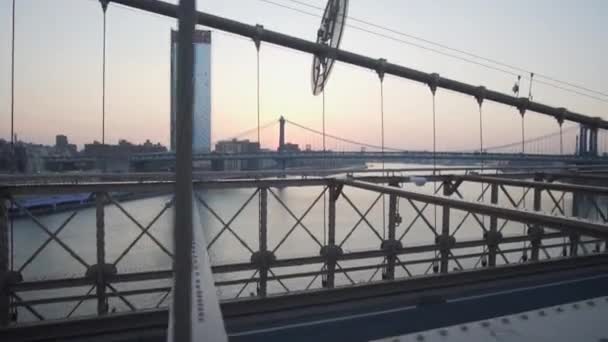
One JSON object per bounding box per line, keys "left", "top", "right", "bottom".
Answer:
{"left": 431, "top": 93, "right": 438, "bottom": 269}
{"left": 432, "top": 95, "right": 437, "bottom": 176}
{"left": 377, "top": 66, "right": 388, "bottom": 278}
{"left": 428, "top": 75, "right": 439, "bottom": 272}
{"left": 520, "top": 112, "right": 527, "bottom": 261}
{"left": 380, "top": 77, "right": 386, "bottom": 239}
{"left": 479, "top": 105, "right": 484, "bottom": 174}
{"left": 323, "top": 91, "right": 326, "bottom": 153}
{"left": 10, "top": 0, "right": 16, "bottom": 154}
{"left": 478, "top": 103, "right": 487, "bottom": 266}
{"left": 10, "top": 0, "right": 16, "bottom": 317}
{"left": 101, "top": 1, "right": 108, "bottom": 145}
{"left": 322, "top": 90, "right": 327, "bottom": 246}
{"left": 559, "top": 122, "right": 567, "bottom": 255}
{"left": 256, "top": 46, "right": 261, "bottom": 145}
{"left": 474, "top": 87, "right": 486, "bottom": 267}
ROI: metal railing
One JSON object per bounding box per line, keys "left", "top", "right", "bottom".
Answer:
{"left": 1, "top": 171, "right": 608, "bottom": 325}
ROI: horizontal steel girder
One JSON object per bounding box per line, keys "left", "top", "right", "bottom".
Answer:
{"left": 456, "top": 174, "right": 608, "bottom": 195}
{"left": 340, "top": 179, "right": 608, "bottom": 239}
{"left": 8, "top": 232, "right": 584, "bottom": 293}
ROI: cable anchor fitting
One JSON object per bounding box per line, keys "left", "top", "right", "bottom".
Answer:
{"left": 376, "top": 58, "right": 387, "bottom": 82}
{"left": 474, "top": 86, "right": 486, "bottom": 107}
{"left": 428, "top": 73, "right": 440, "bottom": 96}
{"left": 517, "top": 97, "right": 530, "bottom": 117}
{"left": 100, "top": 0, "right": 109, "bottom": 12}
{"left": 555, "top": 107, "right": 567, "bottom": 126}
{"left": 253, "top": 24, "right": 265, "bottom": 51}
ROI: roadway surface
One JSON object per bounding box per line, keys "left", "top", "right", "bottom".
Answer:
{"left": 229, "top": 264, "right": 608, "bottom": 342}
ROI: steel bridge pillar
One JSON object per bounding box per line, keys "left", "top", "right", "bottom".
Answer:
{"left": 530, "top": 183, "right": 544, "bottom": 261}
{"left": 439, "top": 184, "right": 454, "bottom": 273}
{"left": 321, "top": 184, "right": 342, "bottom": 288}
{"left": 487, "top": 183, "right": 501, "bottom": 267}
{"left": 94, "top": 192, "right": 108, "bottom": 315}
{"left": 570, "top": 191, "right": 581, "bottom": 256}
{"left": 83, "top": 193, "right": 116, "bottom": 316}
{"left": 382, "top": 182, "right": 402, "bottom": 280}
{"left": 251, "top": 188, "right": 275, "bottom": 297}
{"left": 0, "top": 198, "right": 9, "bottom": 326}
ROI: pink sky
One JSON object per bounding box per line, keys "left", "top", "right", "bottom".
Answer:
{"left": 0, "top": 0, "right": 606, "bottom": 151}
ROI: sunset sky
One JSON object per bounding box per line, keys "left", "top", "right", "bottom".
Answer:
{"left": 0, "top": 0, "right": 606, "bottom": 151}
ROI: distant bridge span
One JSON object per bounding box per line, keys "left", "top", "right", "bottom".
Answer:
{"left": 128, "top": 150, "right": 607, "bottom": 163}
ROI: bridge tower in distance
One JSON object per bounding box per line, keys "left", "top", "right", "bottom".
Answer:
{"left": 278, "top": 116, "right": 286, "bottom": 152}
{"left": 578, "top": 124, "right": 599, "bottom": 157}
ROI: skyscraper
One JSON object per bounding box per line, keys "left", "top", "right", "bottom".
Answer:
{"left": 170, "top": 30, "right": 212, "bottom": 153}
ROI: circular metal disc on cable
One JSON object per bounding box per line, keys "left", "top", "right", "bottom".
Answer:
{"left": 311, "top": 0, "right": 349, "bottom": 96}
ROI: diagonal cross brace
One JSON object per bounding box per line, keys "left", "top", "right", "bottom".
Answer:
{"left": 270, "top": 188, "right": 325, "bottom": 253}
{"left": 13, "top": 200, "right": 89, "bottom": 269}
{"left": 197, "top": 190, "right": 257, "bottom": 254}
{"left": 19, "top": 209, "right": 80, "bottom": 273}
{"left": 113, "top": 198, "right": 174, "bottom": 266}
{"left": 107, "top": 194, "right": 172, "bottom": 257}
{"left": 339, "top": 192, "right": 384, "bottom": 247}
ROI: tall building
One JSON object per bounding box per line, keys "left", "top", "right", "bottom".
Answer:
{"left": 170, "top": 30, "right": 212, "bottom": 153}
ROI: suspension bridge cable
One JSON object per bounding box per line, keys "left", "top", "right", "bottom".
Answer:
{"left": 322, "top": 92, "right": 326, "bottom": 152}
{"left": 273, "top": 0, "right": 608, "bottom": 100}
{"left": 10, "top": 0, "right": 15, "bottom": 152}
{"left": 285, "top": 119, "right": 403, "bottom": 151}
{"left": 481, "top": 125, "right": 577, "bottom": 152}
{"left": 322, "top": 90, "right": 327, "bottom": 245}
{"left": 258, "top": 0, "right": 608, "bottom": 103}
{"left": 478, "top": 101, "right": 489, "bottom": 267}
{"left": 10, "top": 1, "right": 16, "bottom": 319}
{"left": 559, "top": 122, "right": 567, "bottom": 254}
{"left": 223, "top": 120, "right": 277, "bottom": 141}
{"left": 101, "top": 1, "right": 108, "bottom": 145}
{"left": 10, "top": 0, "right": 16, "bottom": 279}
{"left": 256, "top": 43, "right": 261, "bottom": 146}
{"left": 431, "top": 91, "right": 439, "bottom": 270}
{"left": 379, "top": 75, "right": 386, "bottom": 240}
{"left": 520, "top": 110, "right": 528, "bottom": 261}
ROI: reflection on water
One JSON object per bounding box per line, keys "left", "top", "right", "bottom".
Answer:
{"left": 9, "top": 163, "right": 586, "bottom": 321}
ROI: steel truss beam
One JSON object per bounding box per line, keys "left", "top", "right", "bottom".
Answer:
{"left": 106, "top": 0, "right": 608, "bottom": 128}
{"left": 341, "top": 179, "right": 608, "bottom": 239}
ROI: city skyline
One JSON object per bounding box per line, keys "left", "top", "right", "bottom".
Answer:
{"left": 0, "top": 0, "right": 606, "bottom": 151}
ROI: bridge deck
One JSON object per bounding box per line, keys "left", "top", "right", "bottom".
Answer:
{"left": 3, "top": 255, "right": 608, "bottom": 342}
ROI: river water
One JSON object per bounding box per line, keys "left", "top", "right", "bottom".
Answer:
{"left": 9, "top": 163, "right": 588, "bottom": 321}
